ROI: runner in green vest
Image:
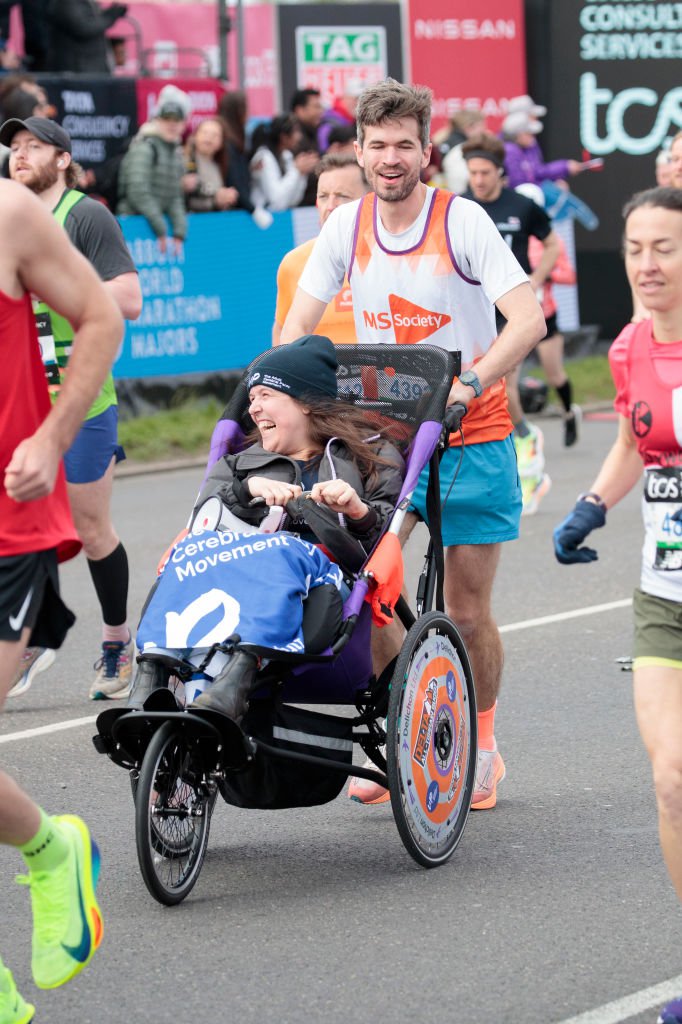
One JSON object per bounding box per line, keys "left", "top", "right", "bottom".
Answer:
{"left": 1, "top": 116, "right": 143, "bottom": 701}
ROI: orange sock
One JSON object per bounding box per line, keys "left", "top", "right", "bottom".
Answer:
{"left": 477, "top": 702, "right": 497, "bottom": 751}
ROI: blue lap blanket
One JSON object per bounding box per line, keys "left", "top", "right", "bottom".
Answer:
{"left": 137, "top": 529, "right": 343, "bottom": 656}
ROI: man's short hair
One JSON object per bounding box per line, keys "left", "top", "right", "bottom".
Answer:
{"left": 290, "top": 88, "right": 321, "bottom": 112}
{"left": 317, "top": 151, "right": 367, "bottom": 186}
{"left": 461, "top": 133, "right": 506, "bottom": 168}
{"left": 356, "top": 78, "right": 432, "bottom": 149}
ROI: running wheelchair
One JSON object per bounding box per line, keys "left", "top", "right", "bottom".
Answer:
{"left": 94, "top": 343, "right": 478, "bottom": 905}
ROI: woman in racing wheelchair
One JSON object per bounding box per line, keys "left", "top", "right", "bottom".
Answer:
{"left": 128, "top": 333, "right": 404, "bottom": 721}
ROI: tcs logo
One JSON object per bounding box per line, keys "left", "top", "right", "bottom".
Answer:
{"left": 580, "top": 72, "right": 682, "bottom": 156}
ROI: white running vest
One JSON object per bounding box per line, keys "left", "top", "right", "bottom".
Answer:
{"left": 348, "top": 189, "right": 496, "bottom": 368}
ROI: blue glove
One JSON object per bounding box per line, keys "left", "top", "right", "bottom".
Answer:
{"left": 553, "top": 499, "right": 606, "bottom": 564}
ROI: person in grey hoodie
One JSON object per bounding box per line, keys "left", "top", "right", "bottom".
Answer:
{"left": 117, "top": 84, "right": 191, "bottom": 252}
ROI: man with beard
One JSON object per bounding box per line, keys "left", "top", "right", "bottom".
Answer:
{"left": 1, "top": 116, "right": 142, "bottom": 701}
{"left": 281, "top": 79, "right": 546, "bottom": 811}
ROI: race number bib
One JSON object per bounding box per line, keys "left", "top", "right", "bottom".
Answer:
{"left": 34, "top": 310, "right": 60, "bottom": 388}
{"left": 644, "top": 467, "right": 682, "bottom": 571}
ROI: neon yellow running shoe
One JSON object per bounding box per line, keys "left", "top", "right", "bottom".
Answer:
{"left": 0, "top": 967, "right": 34, "bottom": 1024}
{"left": 16, "top": 815, "right": 103, "bottom": 990}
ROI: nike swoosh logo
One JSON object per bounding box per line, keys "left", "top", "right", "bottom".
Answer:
{"left": 61, "top": 842, "right": 92, "bottom": 963}
{"left": 9, "top": 587, "right": 33, "bottom": 632}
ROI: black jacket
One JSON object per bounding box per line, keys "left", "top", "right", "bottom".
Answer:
{"left": 46, "top": 0, "right": 125, "bottom": 73}
{"left": 194, "top": 439, "right": 404, "bottom": 554}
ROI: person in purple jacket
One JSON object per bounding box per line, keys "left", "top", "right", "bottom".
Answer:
{"left": 502, "top": 107, "right": 598, "bottom": 229}
{"left": 502, "top": 110, "right": 589, "bottom": 189}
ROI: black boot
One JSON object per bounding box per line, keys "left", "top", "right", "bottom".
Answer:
{"left": 127, "top": 659, "right": 165, "bottom": 709}
{"left": 191, "top": 651, "right": 259, "bottom": 723}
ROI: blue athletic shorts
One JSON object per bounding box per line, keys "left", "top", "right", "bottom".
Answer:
{"left": 409, "top": 435, "right": 522, "bottom": 546}
{"left": 64, "top": 405, "right": 126, "bottom": 484}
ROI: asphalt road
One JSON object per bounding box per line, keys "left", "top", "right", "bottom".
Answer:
{"left": 1, "top": 413, "right": 680, "bottom": 1024}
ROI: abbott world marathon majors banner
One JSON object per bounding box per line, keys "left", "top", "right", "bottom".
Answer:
{"left": 544, "top": 1, "right": 682, "bottom": 336}
{"left": 114, "top": 209, "right": 316, "bottom": 379}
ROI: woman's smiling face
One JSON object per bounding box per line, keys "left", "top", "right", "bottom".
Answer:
{"left": 248, "top": 386, "right": 317, "bottom": 459}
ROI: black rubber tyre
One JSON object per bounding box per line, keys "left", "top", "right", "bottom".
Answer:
{"left": 387, "top": 611, "right": 477, "bottom": 868}
{"left": 135, "top": 721, "right": 212, "bottom": 905}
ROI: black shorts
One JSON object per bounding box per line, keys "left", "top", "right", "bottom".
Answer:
{"left": 540, "top": 313, "right": 558, "bottom": 340}
{"left": 0, "top": 549, "right": 75, "bottom": 646}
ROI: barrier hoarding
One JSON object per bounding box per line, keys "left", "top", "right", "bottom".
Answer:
{"left": 116, "top": 209, "right": 300, "bottom": 379}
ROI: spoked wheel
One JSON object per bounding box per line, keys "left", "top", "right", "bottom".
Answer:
{"left": 135, "top": 721, "right": 214, "bottom": 905}
{"left": 387, "top": 611, "right": 477, "bottom": 868}
{"left": 130, "top": 770, "right": 217, "bottom": 859}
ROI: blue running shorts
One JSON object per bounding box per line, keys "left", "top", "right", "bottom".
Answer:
{"left": 409, "top": 435, "right": 522, "bottom": 546}
{"left": 64, "top": 405, "right": 126, "bottom": 484}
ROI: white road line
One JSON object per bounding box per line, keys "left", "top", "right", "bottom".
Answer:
{"left": 0, "top": 715, "right": 97, "bottom": 745}
{"left": 554, "top": 972, "right": 682, "bottom": 1023}
{"left": 0, "top": 597, "right": 634, "bottom": 747}
{"left": 499, "top": 598, "right": 632, "bottom": 634}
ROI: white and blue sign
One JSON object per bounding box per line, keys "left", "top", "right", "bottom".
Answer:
{"left": 137, "top": 528, "right": 342, "bottom": 655}
{"left": 115, "top": 209, "right": 314, "bottom": 379}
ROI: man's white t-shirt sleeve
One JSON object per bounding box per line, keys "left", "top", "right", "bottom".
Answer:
{"left": 450, "top": 197, "right": 529, "bottom": 306}
{"left": 297, "top": 202, "right": 357, "bottom": 304}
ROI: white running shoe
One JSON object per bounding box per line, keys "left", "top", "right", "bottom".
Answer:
{"left": 348, "top": 754, "right": 389, "bottom": 805}
{"left": 472, "top": 745, "right": 506, "bottom": 810}
{"left": 8, "top": 648, "right": 56, "bottom": 698}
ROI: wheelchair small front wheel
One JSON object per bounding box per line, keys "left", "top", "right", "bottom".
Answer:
{"left": 135, "top": 721, "right": 213, "bottom": 905}
{"left": 387, "top": 611, "right": 477, "bottom": 868}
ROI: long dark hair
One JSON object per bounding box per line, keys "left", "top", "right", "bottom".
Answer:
{"left": 218, "top": 90, "right": 247, "bottom": 153}
{"left": 188, "top": 117, "right": 230, "bottom": 181}
{"left": 248, "top": 395, "right": 397, "bottom": 487}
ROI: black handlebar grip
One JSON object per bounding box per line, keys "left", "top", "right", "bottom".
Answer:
{"left": 443, "top": 402, "right": 467, "bottom": 434}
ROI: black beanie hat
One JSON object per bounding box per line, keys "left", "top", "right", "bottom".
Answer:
{"left": 248, "top": 335, "right": 338, "bottom": 400}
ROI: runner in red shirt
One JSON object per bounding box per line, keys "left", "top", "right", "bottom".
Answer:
{"left": 0, "top": 178, "right": 122, "bottom": 1021}
{"left": 553, "top": 189, "right": 682, "bottom": 1024}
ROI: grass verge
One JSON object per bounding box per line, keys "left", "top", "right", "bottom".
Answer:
{"left": 524, "top": 353, "right": 614, "bottom": 407}
{"left": 118, "top": 355, "right": 615, "bottom": 464}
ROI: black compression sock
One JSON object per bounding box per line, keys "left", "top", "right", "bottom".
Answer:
{"left": 556, "top": 379, "right": 573, "bottom": 414}
{"left": 87, "top": 542, "right": 129, "bottom": 626}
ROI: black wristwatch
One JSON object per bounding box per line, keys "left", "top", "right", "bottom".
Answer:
{"left": 459, "top": 369, "right": 483, "bottom": 398}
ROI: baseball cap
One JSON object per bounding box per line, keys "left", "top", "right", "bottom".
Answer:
{"left": 502, "top": 111, "right": 543, "bottom": 138}
{"left": 0, "top": 116, "right": 71, "bottom": 152}
{"left": 507, "top": 94, "right": 547, "bottom": 118}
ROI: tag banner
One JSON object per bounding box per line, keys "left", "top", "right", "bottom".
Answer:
{"left": 279, "top": 4, "right": 403, "bottom": 116}
{"left": 406, "top": 0, "right": 527, "bottom": 132}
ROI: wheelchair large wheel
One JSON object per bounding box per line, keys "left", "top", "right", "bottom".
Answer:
{"left": 135, "top": 721, "right": 213, "bottom": 905}
{"left": 387, "top": 611, "right": 477, "bottom": 868}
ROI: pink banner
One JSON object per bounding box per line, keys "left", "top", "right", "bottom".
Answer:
{"left": 406, "top": 0, "right": 527, "bottom": 132}
{"left": 135, "top": 78, "right": 226, "bottom": 133}
{"left": 8, "top": 2, "right": 276, "bottom": 120}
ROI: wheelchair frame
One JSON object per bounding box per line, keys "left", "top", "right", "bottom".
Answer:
{"left": 94, "top": 344, "right": 479, "bottom": 904}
